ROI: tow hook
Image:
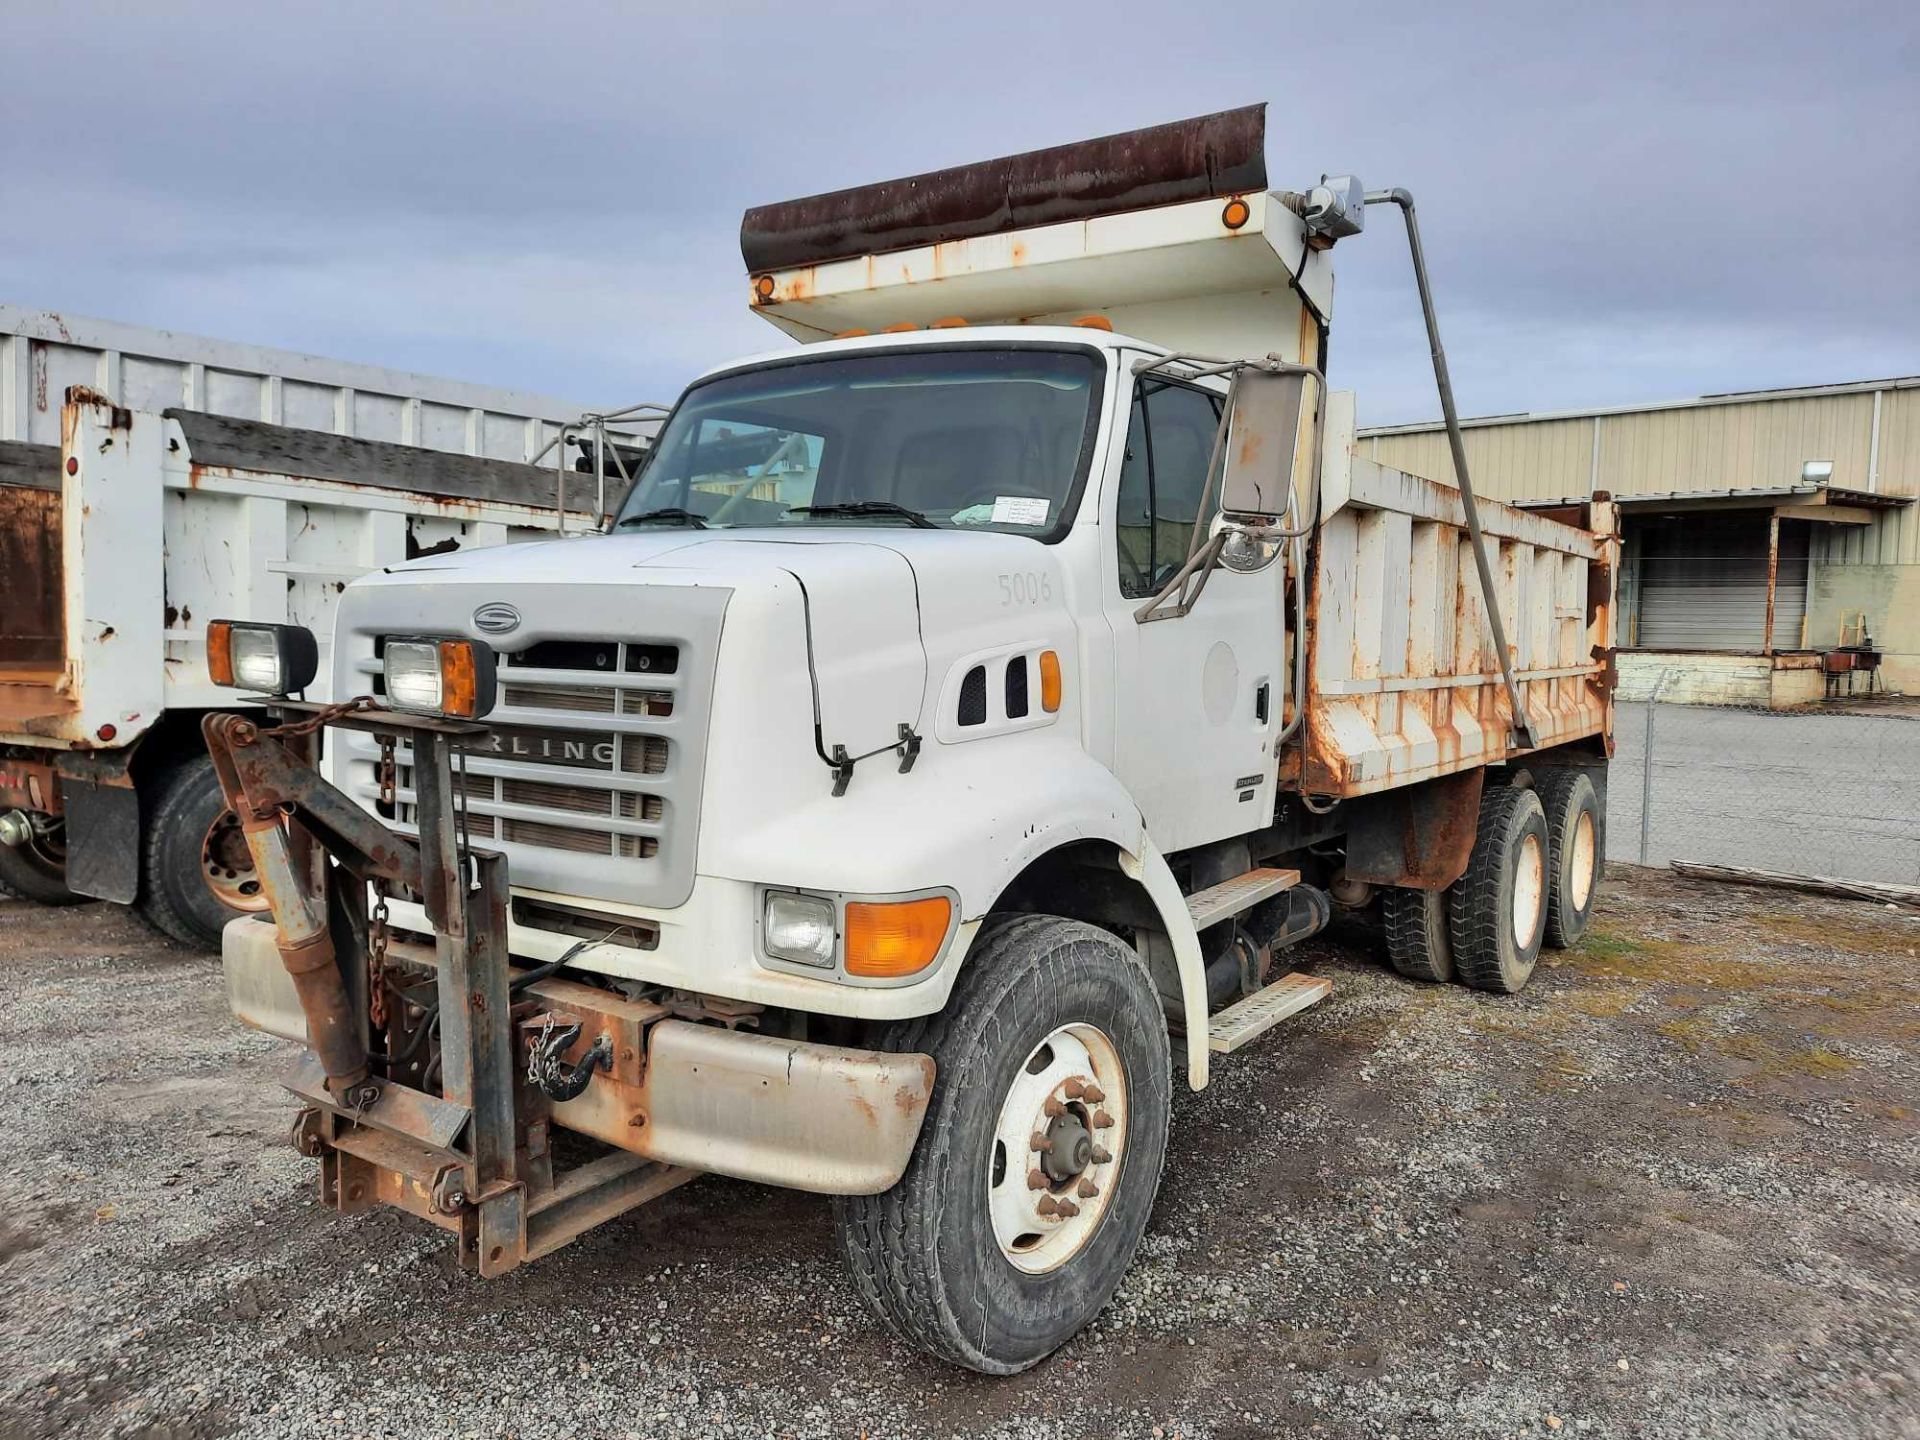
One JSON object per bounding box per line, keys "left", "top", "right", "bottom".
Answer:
{"left": 526, "top": 1014, "right": 614, "bottom": 1102}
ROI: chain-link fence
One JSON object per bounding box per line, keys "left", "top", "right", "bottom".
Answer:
{"left": 1605, "top": 697, "right": 1920, "bottom": 887}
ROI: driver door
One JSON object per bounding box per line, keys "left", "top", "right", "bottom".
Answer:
{"left": 1102, "top": 375, "right": 1284, "bottom": 853}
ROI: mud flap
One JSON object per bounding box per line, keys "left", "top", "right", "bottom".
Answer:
{"left": 62, "top": 776, "right": 140, "bottom": 902}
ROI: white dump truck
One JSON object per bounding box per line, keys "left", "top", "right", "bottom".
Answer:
{"left": 0, "top": 309, "right": 648, "bottom": 944}
{"left": 206, "top": 105, "right": 1617, "bottom": 1373}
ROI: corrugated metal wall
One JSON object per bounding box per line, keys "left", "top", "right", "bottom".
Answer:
{"left": 1364, "top": 381, "right": 1920, "bottom": 565}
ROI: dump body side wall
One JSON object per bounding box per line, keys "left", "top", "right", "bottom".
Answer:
{"left": 0, "top": 399, "right": 578, "bottom": 752}
{"left": 2, "top": 304, "right": 603, "bottom": 463}
{"left": 1295, "top": 453, "right": 1616, "bottom": 797}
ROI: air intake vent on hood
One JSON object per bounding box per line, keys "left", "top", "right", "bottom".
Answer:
{"left": 957, "top": 665, "right": 987, "bottom": 727}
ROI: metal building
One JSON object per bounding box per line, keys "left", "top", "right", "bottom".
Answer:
{"left": 1360, "top": 377, "right": 1918, "bottom": 706}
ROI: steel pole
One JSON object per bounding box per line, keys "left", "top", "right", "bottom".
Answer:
{"left": 1366, "top": 189, "right": 1536, "bottom": 748}
{"left": 1638, "top": 670, "right": 1667, "bottom": 865}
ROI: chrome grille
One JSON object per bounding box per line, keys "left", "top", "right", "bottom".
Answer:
{"left": 369, "top": 640, "right": 679, "bottom": 869}
{"left": 333, "top": 584, "right": 727, "bottom": 912}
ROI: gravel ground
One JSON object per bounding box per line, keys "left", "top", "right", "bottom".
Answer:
{"left": 1, "top": 868, "right": 1915, "bottom": 1439}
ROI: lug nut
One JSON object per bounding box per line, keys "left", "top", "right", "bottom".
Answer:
{"left": 1027, "top": 1167, "right": 1048, "bottom": 1191}
{"left": 1082, "top": 1083, "right": 1105, "bottom": 1104}
{"left": 1092, "top": 1108, "right": 1114, "bottom": 1129}
{"left": 1030, "top": 1131, "right": 1051, "bottom": 1152}
{"left": 1056, "top": 1199, "right": 1080, "bottom": 1218}
{"left": 1063, "top": 1077, "right": 1087, "bottom": 1099}
{"left": 1091, "top": 1145, "right": 1113, "bottom": 1165}
{"left": 1042, "top": 1096, "right": 1066, "bottom": 1118}
{"left": 1037, "top": 1195, "right": 1060, "bottom": 1217}
{"left": 1076, "top": 1178, "right": 1100, "bottom": 1199}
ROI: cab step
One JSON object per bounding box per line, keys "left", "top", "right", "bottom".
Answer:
{"left": 1206, "top": 971, "right": 1332, "bottom": 1053}
{"left": 1185, "top": 866, "right": 1300, "bottom": 931}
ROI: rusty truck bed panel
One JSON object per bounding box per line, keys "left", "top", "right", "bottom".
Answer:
{"left": 0, "top": 440, "right": 70, "bottom": 727}
{"left": 1299, "top": 453, "right": 1616, "bottom": 797}
{"left": 0, "top": 393, "right": 596, "bottom": 754}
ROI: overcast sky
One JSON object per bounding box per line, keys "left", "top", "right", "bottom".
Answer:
{"left": 4, "top": 1, "right": 1915, "bottom": 426}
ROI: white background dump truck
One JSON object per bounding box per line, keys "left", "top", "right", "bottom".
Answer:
{"left": 205, "top": 104, "right": 1617, "bottom": 1374}
{"left": 0, "top": 305, "right": 650, "bottom": 945}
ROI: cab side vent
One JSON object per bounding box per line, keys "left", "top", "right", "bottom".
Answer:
{"left": 1004, "top": 656, "right": 1029, "bottom": 719}
{"left": 957, "top": 665, "right": 988, "bottom": 726}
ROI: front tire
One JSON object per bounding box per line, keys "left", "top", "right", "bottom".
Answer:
{"left": 1448, "top": 784, "right": 1550, "bottom": 994}
{"left": 135, "top": 757, "right": 264, "bottom": 948}
{"left": 835, "top": 914, "right": 1172, "bottom": 1374}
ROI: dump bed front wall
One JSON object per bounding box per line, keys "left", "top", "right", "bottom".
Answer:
{"left": 1299, "top": 457, "right": 1615, "bottom": 796}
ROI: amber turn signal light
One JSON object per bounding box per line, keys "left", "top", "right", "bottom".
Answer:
{"left": 844, "top": 896, "right": 952, "bottom": 978}
{"left": 1038, "top": 650, "right": 1062, "bottom": 713}
{"left": 207, "top": 621, "right": 234, "bottom": 687}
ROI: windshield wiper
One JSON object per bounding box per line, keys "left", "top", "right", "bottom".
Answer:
{"left": 787, "top": 500, "right": 937, "bottom": 529}
{"left": 615, "top": 507, "right": 708, "bottom": 530}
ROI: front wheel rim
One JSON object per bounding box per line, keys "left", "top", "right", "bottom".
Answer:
{"left": 987, "top": 1023, "right": 1128, "bottom": 1274}
{"left": 202, "top": 808, "right": 267, "bottom": 911}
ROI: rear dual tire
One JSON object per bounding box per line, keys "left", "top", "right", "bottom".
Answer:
{"left": 1534, "top": 770, "right": 1601, "bottom": 949}
{"left": 1449, "top": 783, "right": 1550, "bottom": 994}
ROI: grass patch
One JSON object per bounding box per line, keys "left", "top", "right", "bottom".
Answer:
{"left": 1751, "top": 910, "right": 1920, "bottom": 960}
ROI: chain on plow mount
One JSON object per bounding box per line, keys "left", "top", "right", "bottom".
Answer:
{"left": 201, "top": 700, "right": 697, "bottom": 1277}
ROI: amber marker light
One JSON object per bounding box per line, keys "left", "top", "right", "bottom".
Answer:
{"left": 438, "top": 640, "right": 486, "bottom": 719}
{"left": 844, "top": 896, "right": 952, "bottom": 978}
{"left": 1038, "top": 650, "right": 1063, "bottom": 712}
{"left": 752, "top": 274, "right": 776, "bottom": 302}
{"left": 1221, "top": 196, "right": 1252, "bottom": 230}
{"left": 206, "top": 621, "right": 235, "bottom": 687}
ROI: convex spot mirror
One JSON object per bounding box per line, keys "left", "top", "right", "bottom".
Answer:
{"left": 1219, "top": 366, "right": 1321, "bottom": 524}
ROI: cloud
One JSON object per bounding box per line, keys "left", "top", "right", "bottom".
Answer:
{"left": 3, "top": 0, "right": 1914, "bottom": 424}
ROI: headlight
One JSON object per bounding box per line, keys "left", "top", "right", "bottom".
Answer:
{"left": 206, "top": 621, "right": 319, "bottom": 695}
{"left": 382, "top": 637, "right": 498, "bottom": 720}
{"left": 764, "top": 892, "right": 836, "bottom": 968}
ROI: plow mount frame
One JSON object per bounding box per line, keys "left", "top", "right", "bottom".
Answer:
{"left": 202, "top": 703, "right": 696, "bottom": 1276}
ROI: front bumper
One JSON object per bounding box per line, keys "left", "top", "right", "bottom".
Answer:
{"left": 202, "top": 700, "right": 931, "bottom": 1278}
{"left": 226, "top": 917, "right": 934, "bottom": 1195}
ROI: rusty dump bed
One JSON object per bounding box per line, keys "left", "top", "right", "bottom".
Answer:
{"left": 1292, "top": 441, "right": 1618, "bottom": 799}
{"left": 740, "top": 103, "right": 1267, "bottom": 274}
{"left": 0, "top": 440, "right": 69, "bottom": 728}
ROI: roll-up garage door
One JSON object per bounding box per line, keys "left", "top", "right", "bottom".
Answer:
{"left": 1635, "top": 514, "right": 1808, "bottom": 650}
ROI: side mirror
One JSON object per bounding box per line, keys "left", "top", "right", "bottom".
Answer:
{"left": 1219, "top": 366, "right": 1321, "bottom": 524}
{"left": 1135, "top": 360, "right": 1322, "bottom": 622}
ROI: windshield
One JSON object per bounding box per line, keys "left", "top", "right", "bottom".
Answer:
{"left": 614, "top": 346, "right": 1103, "bottom": 537}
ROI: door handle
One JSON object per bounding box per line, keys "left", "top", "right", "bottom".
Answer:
{"left": 1254, "top": 682, "right": 1270, "bottom": 725}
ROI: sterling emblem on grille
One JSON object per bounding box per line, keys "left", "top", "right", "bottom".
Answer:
{"left": 473, "top": 602, "right": 521, "bottom": 635}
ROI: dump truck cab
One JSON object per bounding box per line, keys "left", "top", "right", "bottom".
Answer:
{"left": 211, "top": 105, "right": 1615, "bottom": 1376}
